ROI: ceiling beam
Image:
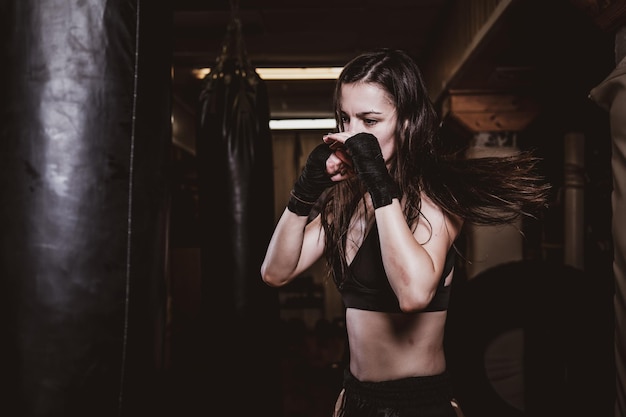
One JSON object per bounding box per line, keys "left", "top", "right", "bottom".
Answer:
{"left": 423, "top": 0, "right": 517, "bottom": 104}
{"left": 442, "top": 91, "right": 540, "bottom": 133}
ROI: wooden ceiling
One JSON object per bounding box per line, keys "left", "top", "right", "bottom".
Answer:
{"left": 171, "top": 0, "right": 619, "bottom": 140}
{"left": 173, "top": 0, "right": 453, "bottom": 68}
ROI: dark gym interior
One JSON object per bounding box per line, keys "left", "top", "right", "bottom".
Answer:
{"left": 1, "top": 1, "right": 623, "bottom": 416}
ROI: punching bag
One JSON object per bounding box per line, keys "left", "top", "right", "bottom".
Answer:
{"left": 590, "top": 47, "right": 626, "bottom": 417}
{"left": 196, "top": 14, "right": 282, "bottom": 417}
{"left": 0, "top": 1, "right": 172, "bottom": 416}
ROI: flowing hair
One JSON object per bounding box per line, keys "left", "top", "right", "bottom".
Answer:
{"left": 319, "top": 48, "right": 550, "bottom": 286}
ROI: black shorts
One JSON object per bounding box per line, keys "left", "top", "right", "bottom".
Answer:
{"left": 336, "top": 368, "right": 457, "bottom": 417}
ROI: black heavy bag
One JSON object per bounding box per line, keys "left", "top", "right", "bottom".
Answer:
{"left": 196, "top": 16, "right": 282, "bottom": 416}
{"left": 0, "top": 1, "right": 172, "bottom": 416}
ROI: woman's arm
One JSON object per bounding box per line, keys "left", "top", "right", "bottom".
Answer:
{"left": 260, "top": 211, "right": 325, "bottom": 287}
{"left": 374, "top": 196, "right": 462, "bottom": 313}
{"left": 261, "top": 142, "right": 349, "bottom": 287}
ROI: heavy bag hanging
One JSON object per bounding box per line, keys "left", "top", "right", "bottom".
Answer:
{"left": 196, "top": 14, "right": 281, "bottom": 416}
{"left": 0, "top": 1, "right": 172, "bottom": 416}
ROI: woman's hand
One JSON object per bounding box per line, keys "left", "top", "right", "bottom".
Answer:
{"left": 287, "top": 143, "right": 335, "bottom": 216}
{"left": 324, "top": 132, "right": 355, "bottom": 181}
{"left": 323, "top": 131, "right": 353, "bottom": 148}
{"left": 326, "top": 132, "right": 399, "bottom": 209}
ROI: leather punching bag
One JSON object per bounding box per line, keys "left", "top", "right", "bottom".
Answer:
{"left": 196, "top": 15, "right": 282, "bottom": 417}
{"left": 0, "top": 1, "right": 172, "bottom": 416}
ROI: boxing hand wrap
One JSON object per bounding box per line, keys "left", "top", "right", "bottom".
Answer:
{"left": 288, "top": 143, "right": 336, "bottom": 216}
{"left": 344, "top": 133, "right": 400, "bottom": 209}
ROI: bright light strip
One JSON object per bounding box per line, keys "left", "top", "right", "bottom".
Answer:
{"left": 269, "top": 118, "right": 336, "bottom": 130}
{"left": 192, "top": 67, "right": 343, "bottom": 80}
{"left": 257, "top": 67, "right": 343, "bottom": 80}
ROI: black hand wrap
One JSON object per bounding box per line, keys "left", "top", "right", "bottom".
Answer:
{"left": 344, "top": 133, "right": 400, "bottom": 209}
{"left": 287, "top": 143, "right": 335, "bottom": 216}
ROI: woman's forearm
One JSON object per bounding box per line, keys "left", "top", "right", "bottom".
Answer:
{"left": 260, "top": 209, "right": 323, "bottom": 287}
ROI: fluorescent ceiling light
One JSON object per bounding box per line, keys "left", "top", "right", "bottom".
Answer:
{"left": 192, "top": 67, "right": 343, "bottom": 80}
{"left": 256, "top": 67, "right": 342, "bottom": 80}
{"left": 269, "top": 118, "right": 336, "bottom": 130}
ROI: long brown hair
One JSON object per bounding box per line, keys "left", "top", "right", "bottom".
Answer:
{"left": 320, "top": 48, "right": 550, "bottom": 286}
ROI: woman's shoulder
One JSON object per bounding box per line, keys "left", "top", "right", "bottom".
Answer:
{"left": 419, "top": 191, "right": 462, "bottom": 220}
{"left": 414, "top": 192, "right": 464, "bottom": 240}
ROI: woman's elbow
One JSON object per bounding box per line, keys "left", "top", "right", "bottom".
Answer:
{"left": 397, "top": 289, "right": 434, "bottom": 313}
{"left": 261, "top": 273, "right": 285, "bottom": 288}
{"left": 260, "top": 265, "right": 290, "bottom": 288}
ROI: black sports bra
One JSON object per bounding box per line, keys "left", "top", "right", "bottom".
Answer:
{"left": 335, "top": 223, "right": 455, "bottom": 313}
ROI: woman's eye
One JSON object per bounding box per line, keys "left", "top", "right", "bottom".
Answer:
{"left": 364, "top": 119, "right": 377, "bottom": 126}
{"left": 340, "top": 115, "right": 349, "bottom": 123}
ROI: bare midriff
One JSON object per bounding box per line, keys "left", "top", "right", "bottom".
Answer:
{"left": 345, "top": 308, "right": 448, "bottom": 382}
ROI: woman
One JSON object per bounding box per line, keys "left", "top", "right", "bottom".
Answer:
{"left": 261, "top": 48, "right": 550, "bottom": 417}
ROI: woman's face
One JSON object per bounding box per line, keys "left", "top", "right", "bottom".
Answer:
{"left": 339, "top": 82, "right": 398, "bottom": 163}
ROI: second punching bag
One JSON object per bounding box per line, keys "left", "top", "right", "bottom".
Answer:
{"left": 196, "top": 16, "right": 282, "bottom": 417}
